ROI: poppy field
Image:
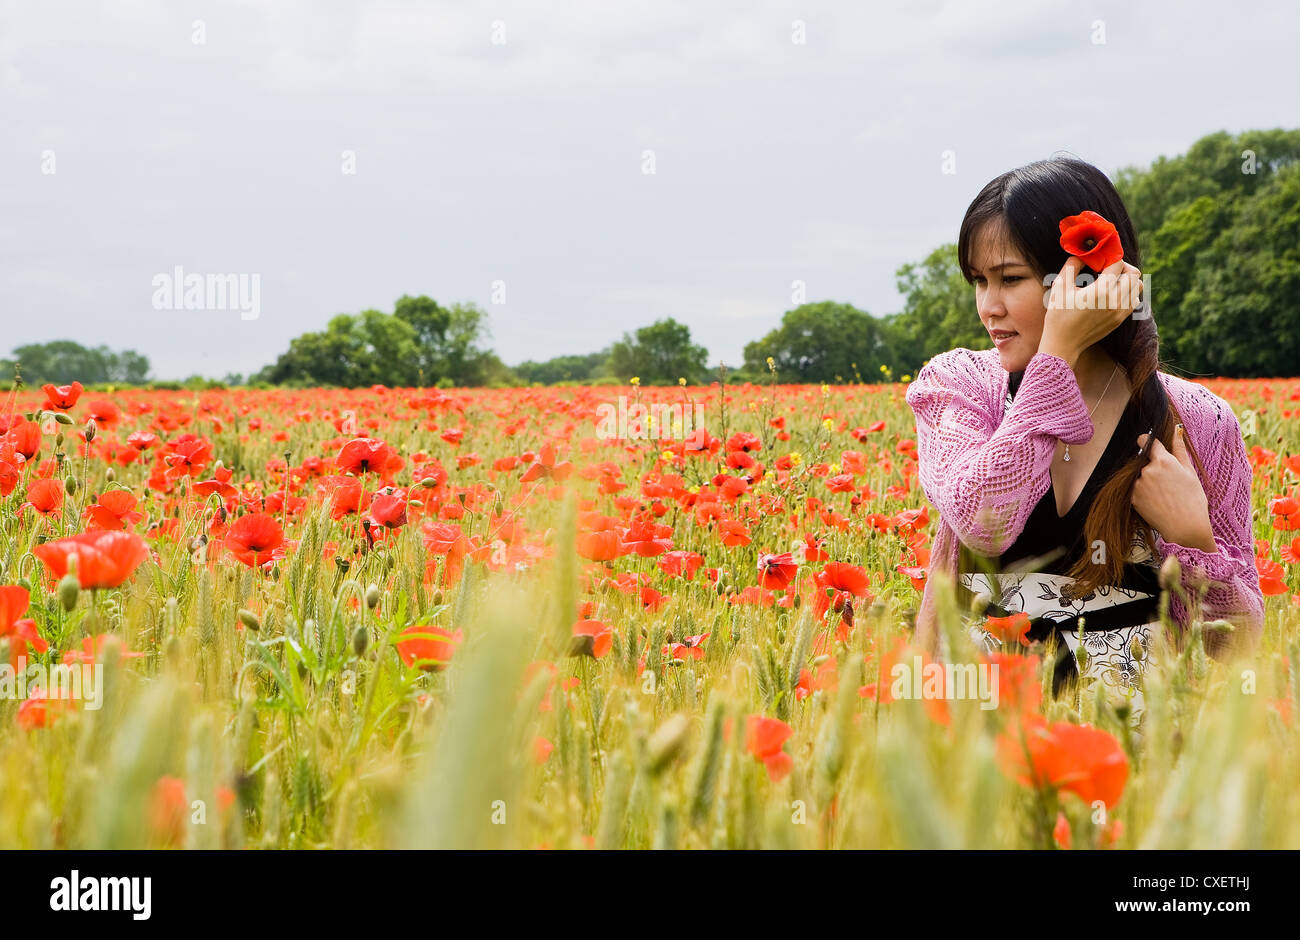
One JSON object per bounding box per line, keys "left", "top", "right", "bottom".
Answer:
{"left": 0, "top": 375, "right": 1297, "bottom": 850}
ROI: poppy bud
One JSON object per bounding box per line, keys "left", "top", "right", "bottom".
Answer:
{"left": 105, "top": 467, "right": 116, "bottom": 483}
{"left": 1130, "top": 635, "right": 1144, "bottom": 662}
{"left": 53, "top": 412, "right": 73, "bottom": 425}
{"left": 432, "top": 590, "right": 444, "bottom": 606}
{"left": 352, "top": 624, "right": 369, "bottom": 656}
{"left": 1158, "top": 554, "right": 1181, "bottom": 592}
{"left": 64, "top": 476, "right": 77, "bottom": 495}
{"left": 970, "top": 591, "right": 992, "bottom": 617}
{"left": 365, "top": 584, "right": 381, "bottom": 610}
{"left": 238, "top": 609, "right": 261, "bottom": 632}
{"left": 58, "top": 573, "right": 80, "bottom": 612}
{"left": 84, "top": 419, "right": 96, "bottom": 443}
{"left": 1075, "top": 646, "right": 1089, "bottom": 672}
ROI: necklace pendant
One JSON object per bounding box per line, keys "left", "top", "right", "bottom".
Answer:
{"left": 1063, "top": 446, "right": 1071, "bottom": 462}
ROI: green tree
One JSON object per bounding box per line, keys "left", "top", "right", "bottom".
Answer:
{"left": 2, "top": 340, "right": 152, "bottom": 386}
{"left": 891, "top": 243, "right": 988, "bottom": 368}
{"left": 1114, "top": 128, "right": 1300, "bottom": 374}
{"left": 1179, "top": 160, "right": 1300, "bottom": 376}
{"left": 607, "top": 318, "right": 708, "bottom": 384}
{"left": 256, "top": 297, "right": 501, "bottom": 387}
{"left": 392, "top": 296, "right": 498, "bottom": 385}
{"left": 742, "top": 302, "right": 894, "bottom": 383}
{"left": 514, "top": 349, "right": 614, "bottom": 384}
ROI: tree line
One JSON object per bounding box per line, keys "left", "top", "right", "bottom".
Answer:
{"left": 7, "top": 128, "right": 1297, "bottom": 389}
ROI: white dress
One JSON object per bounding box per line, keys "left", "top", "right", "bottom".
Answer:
{"left": 961, "top": 539, "right": 1161, "bottom": 727}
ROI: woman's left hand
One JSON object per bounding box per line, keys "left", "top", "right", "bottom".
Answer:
{"left": 1132, "top": 428, "right": 1217, "bottom": 553}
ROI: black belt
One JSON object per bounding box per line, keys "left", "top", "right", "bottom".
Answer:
{"left": 979, "top": 593, "right": 1160, "bottom": 694}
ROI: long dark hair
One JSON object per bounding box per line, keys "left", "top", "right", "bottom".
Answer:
{"left": 955, "top": 156, "right": 1205, "bottom": 597}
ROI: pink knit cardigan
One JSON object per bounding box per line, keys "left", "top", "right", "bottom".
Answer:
{"left": 904, "top": 347, "right": 1264, "bottom": 654}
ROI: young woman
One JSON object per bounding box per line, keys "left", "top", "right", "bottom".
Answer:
{"left": 905, "top": 157, "right": 1263, "bottom": 719}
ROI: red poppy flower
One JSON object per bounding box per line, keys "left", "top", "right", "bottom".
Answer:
{"left": 534, "top": 736, "right": 554, "bottom": 764}
{"left": 150, "top": 776, "right": 188, "bottom": 846}
{"left": 62, "top": 633, "right": 146, "bottom": 665}
{"left": 162, "top": 434, "right": 215, "bottom": 480}
{"left": 0, "top": 447, "right": 22, "bottom": 498}
{"left": 745, "top": 715, "right": 794, "bottom": 782}
{"left": 20, "top": 478, "right": 64, "bottom": 517}
{"left": 658, "top": 550, "right": 704, "bottom": 580}
{"left": 42, "top": 381, "right": 84, "bottom": 411}
{"left": 126, "top": 431, "right": 160, "bottom": 451}
{"left": 814, "top": 561, "right": 871, "bottom": 596}
{"left": 1058, "top": 210, "right": 1124, "bottom": 272}
{"left": 193, "top": 463, "right": 239, "bottom": 500}
{"left": 757, "top": 551, "right": 798, "bottom": 591}
{"left": 222, "top": 512, "right": 286, "bottom": 568}
{"left": 32, "top": 530, "right": 150, "bottom": 589}
{"left": 795, "top": 657, "right": 839, "bottom": 700}
{"left": 520, "top": 443, "right": 573, "bottom": 483}
{"left": 983, "top": 611, "right": 1032, "bottom": 646}
{"left": 397, "top": 624, "right": 464, "bottom": 670}
{"left": 368, "top": 489, "right": 408, "bottom": 529}
{"left": 2, "top": 418, "right": 42, "bottom": 461}
{"left": 82, "top": 489, "right": 144, "bottom": 530}
{"left": 336, "top": 438, "right": 404, "bottom": 476}
{"left": 984, "top": 651, "right": 1042, "bottom": 715}
{"left": 997, "top": 716, "right": 1129, "bottom": 810}
{"left": 85, "top": 399, "right": 122, "bottom": 431}
{"left": 622, "top": 519, "right": 673, "bottom": 557}
{"left": 576, "top": 528, "right": 626, "bottom": 562}
{"left": 17, "top": 689, "right": 73, "bottom": 730}
{"left": 571, "top": 619, "right": 613, "bottom": 658}
{"left": 1053, "top": 812, "right": 1071, "bottom": 850}
{"left": 667, "top": 632, "right": 709, "bottom": 660}
{"left": 715, "top": 519, "right": 750, "bottom": 547}
{"left": 0, "top": 585, "right": 49, "bottom": 668}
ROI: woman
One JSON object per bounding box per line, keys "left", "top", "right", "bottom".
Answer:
{"left": 904, "top": 157, "right": 1263, "bottom": 718}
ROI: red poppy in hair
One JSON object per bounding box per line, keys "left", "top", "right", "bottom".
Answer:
{"left": 1058, "top": 210, "right": 1124, "bottom": 272}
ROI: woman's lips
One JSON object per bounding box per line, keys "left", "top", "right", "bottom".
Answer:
{"left": 992, "top": 331, "right": 1017, "bottom": 347}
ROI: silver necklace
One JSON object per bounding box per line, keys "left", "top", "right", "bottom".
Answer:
{"left": 1064, "top": 362, "right": 1120, "bottom": 462}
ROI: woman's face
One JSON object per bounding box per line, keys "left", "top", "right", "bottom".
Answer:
{"left": 968, "top": 220, "right": 1047, "bottom": 372}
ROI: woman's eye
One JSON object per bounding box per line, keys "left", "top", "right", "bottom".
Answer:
{"left": 1003, "top": 275, "right": 1022, "bottom": 283}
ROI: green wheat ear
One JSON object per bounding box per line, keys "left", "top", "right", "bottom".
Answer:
{"left": 688, "top": 698, "right": 725, "bottom": 828}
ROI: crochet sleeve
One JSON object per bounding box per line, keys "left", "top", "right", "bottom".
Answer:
{"left": 1153, "top": 400, "right": 1265, "bottom": 655}
{"left": 905, "top": 350, "right": 1095, "bottom": 557}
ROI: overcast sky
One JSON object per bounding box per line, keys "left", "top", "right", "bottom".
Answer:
{"left": 2, "top": 0, "right": 1296, "bottom": 380}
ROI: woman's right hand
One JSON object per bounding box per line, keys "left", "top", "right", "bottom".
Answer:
{"left": 1040, "top": 255, "right": 1143, "bottom": 365}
